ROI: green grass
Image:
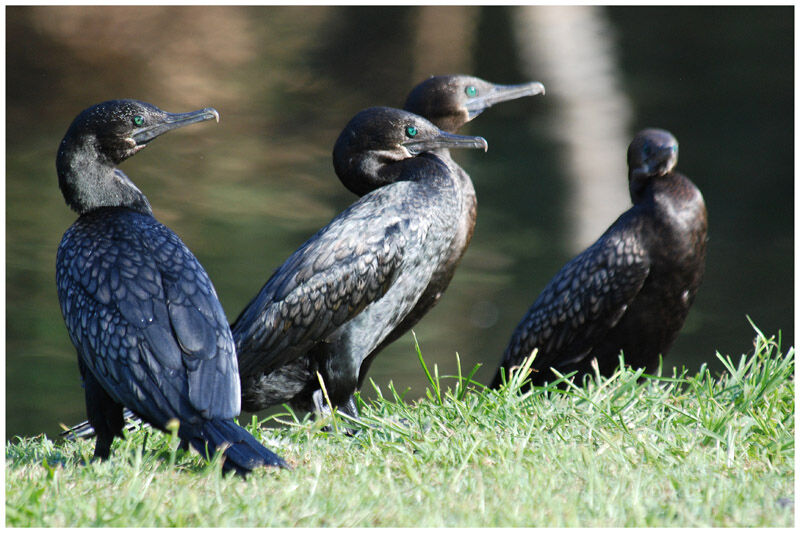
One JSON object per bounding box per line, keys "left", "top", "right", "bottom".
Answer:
{"left": 6, "top": 324, "right": 794, "bottom": 527}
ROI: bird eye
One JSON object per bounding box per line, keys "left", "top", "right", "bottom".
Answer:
{"left": 133, "top": 115, "right": 144, "bottom": 126}
{"left": 642, "top": 143, "right": 652, "bottom": 157}
{"left": 465, "top": 86, "right": 478, "bottom": 98}
{"left": 405, "top": 125, "right": 418, "bottom": 138}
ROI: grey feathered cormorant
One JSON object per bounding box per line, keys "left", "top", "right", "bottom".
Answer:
{"left": 55, "top": 99, "right": 286, "bottom": 473}
{"left": 232, "top": 106, "right": 488, "bottom": 418}
{"left": 356, "top": 75, "right": 546, "bottom": 389}
{"left": 491, "top": 128, "right": 707, "bottom": 388}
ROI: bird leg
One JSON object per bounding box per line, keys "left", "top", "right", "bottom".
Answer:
{"left": 82, "top": 368, "right": 125, "bottom": 461}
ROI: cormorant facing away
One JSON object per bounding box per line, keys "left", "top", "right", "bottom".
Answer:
{"left": 56, "top": 100, "right": 286, "bottom": 474}
{"left": 355, "top": 75, "right": 546, "bottom": 389}
{"left": 492, "top": 128, "right": 707, "bottom": 388}
{"left": 232, "top": 107, "right": 488, "bottom": 418}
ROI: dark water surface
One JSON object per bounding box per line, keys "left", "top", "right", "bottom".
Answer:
{"left": 6, "top": 6, "right": 793, "bottom": 437}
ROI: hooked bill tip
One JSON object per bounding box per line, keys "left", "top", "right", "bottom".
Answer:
{"left": 206, "top": 107, "right": 220, "bottom": 123}
{"left": 522, "top": 81, "right": 545, "bottom": 96}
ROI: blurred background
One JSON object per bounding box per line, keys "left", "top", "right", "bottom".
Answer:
{"left": 6, "top": 6, "right": 793, "bottom": 438}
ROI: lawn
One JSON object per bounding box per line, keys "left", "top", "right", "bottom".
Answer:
{"left": 5, "top": 324, "right": 794, "bottom": 527}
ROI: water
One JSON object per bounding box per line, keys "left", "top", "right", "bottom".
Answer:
{"left": 6, "top": 6, "right": 793, "bottom": 438}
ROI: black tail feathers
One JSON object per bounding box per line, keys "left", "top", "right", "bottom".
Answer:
{"left": 189, "top": 419, "right": 288, "bottom": 475}
{"left": 61, "top": 413, "right": 287, "bottom": 475}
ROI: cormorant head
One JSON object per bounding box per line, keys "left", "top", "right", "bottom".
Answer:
{"left": 627, "top": 128, "right": 679, "bottom": 202}
{"left": 60, "top": 99, "right": 220, "bottom": 165}
{"left": 333, "top": 106, "right": 488, "bottom": 196}
{"left": 628, "top": 128, "right": 679, "bottom": 179}
{"left": 403, "top": 75, "right": 545, "bottom": 132}
{"left": 56, "top": 100, "right": 219, "bottom": 214}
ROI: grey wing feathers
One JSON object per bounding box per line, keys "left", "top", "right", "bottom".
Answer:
{"left": 502, "top": 226, "right": 651, "bottom": 373}
{"left": 233, "top": 201, "right": 407, "bottom": 378}
{"left": 57, "top": 210, "right": 239, "bottom": 427}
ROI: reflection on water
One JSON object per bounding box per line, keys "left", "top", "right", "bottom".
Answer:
{"left": 6, "top": 6, "right": 793, "bottom": 438}
{"left": 513, "top": 5, "right": 633, "bottom": 252}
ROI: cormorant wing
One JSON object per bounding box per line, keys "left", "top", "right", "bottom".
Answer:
{"left": 232, "top": 187, "right": 412, "bottom": 378}
{"left": 57, "top": 211, "right": 239, "bottom": 428}
{"left": 501, "top": 218, "right": 651, "bottom": 379}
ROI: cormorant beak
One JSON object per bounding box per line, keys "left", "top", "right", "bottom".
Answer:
{"left": 403, "top": 131, "right": 488, "bottom": 155}
{"left": 649, "top": 145, "right": 679, "bottom": 176}
{"left": 632, "top": 145, "right": 679, "bottom": 179}
{"left": 132, "top": 107, "right": 220, "bottom": 146}
{"left": 465, "top": 81, "right": 545, "bottom": 119}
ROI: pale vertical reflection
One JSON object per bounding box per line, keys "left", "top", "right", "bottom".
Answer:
{"left": 512, "top": 6, "right": 633, "bottom": 252}
{"left": 411, "top": 6, "right": 480, "bottom": 78}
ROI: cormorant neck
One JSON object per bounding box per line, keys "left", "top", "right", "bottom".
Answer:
{"left": 628, "top": 174, "right": 650, "bottom": 205}
{"left": 335, "top": 150, "right": 447, "bottom": 197}
{"left": 628, "top": 167, "right": 668, "bottom": 205}
{"left": 630, "top": 171, "right": 695, "bottom": 209}
{"left": 428, "top": 114, "right": 467, "bottom": 133}
{"left": 57, "top": 135, "right": 152, "bottom": 216}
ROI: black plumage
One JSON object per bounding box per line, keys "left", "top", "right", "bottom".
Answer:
{"left": 492, "top": 128, "right": 707, "bottom": 388}
{"left": 232, "top": 106, "right": 488, "bottom": 417}
{"left": 356, "top": 75, "right": 546, "bottom": 388}
{"left": 62, "top": 76, "right": 545, "bottom": 437}
{"left": 56, "top": 99, "right": 285, "bottom": 473}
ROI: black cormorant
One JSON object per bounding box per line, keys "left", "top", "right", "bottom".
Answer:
{"left": 355, "top": 75, "right": 546, "bottom": 389}
{"left": 491, "top": 128, "right": 707, "bottom": 388}
{"left": 56, "top": 99, "right": 286, "bottom": 473}
{"left": 232, "top": 106, "right": 488, "bottom": 418}
{"left": 62, "top": 76, "right": 545, "bottom": 435}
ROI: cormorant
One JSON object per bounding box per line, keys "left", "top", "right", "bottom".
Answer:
{"left": 232, "top": 106, "right": 488, "bottom": 418}
{"left": 55, "top": 99, "right": 286, "bottom": 474}
{"left": 356, "top": 75, "right": 546, "bottom": 389}
{"left": 62, "top": 76, "right": 545, "bottom": 436}
{"left": 491, "top": 128, "right": 707, "bottom": 388}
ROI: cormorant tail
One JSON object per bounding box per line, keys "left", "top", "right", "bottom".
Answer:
{"left": 190, "top": 419, "right": 288, "bottom": 475}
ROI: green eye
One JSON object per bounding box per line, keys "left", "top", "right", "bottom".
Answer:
{"left": 133, "top": 115, "right": 144, "bottom": 126}
{"left": 405, "top": 125, "right": 418, "bottom": 138}
{"left": 465, "top": 85, "right": 478, "bottom": 98}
